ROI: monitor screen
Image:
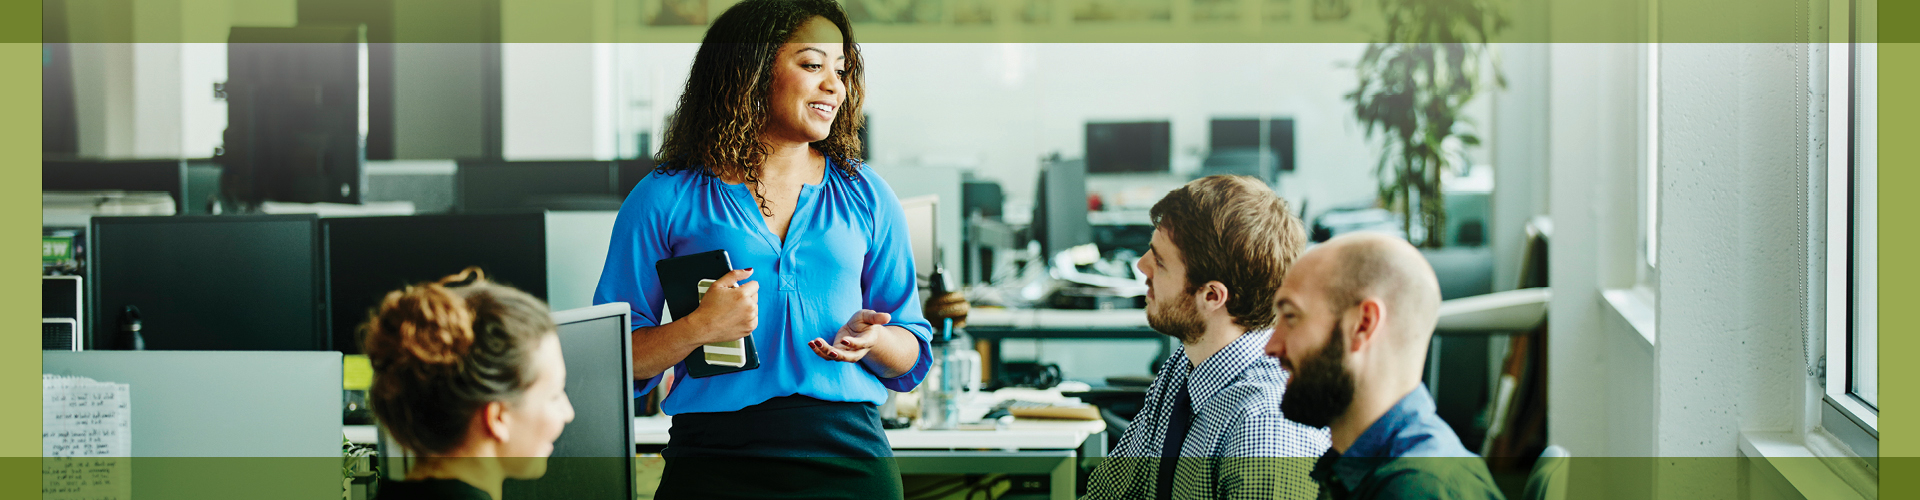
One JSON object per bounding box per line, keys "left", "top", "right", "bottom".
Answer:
{"left": 457, "top": 161, "right": 620, "bottom": 212}
{"left": 324, "top": 212, "right": 548, "bottom": 354}
{"left": 1086, "top": 121, "right": 1171, "bottom": 173}
{"left": 502, "top": 303, "right": 636, "bottom": 500}
{"left": 88, "top": 215, "right": 324, "bottom": 351}
{"left": 1210, "top": 118, "right": 1262, "bottom": 150}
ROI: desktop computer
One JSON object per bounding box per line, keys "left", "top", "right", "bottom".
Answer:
{"left": 87, "top": 215, "right": 326, "bottom": 351}
{"left": 1030, "top": 158, "right": 1091, "bottom": 259}
{"left": 43, "top": 276, "right": 82, "bottom": 350}
{"left": 323, "top": 212, "right": 549, "bottom": 354}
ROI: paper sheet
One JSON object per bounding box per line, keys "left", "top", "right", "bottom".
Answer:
{"left": 43, "top": 375, "right": 132, "bottom": 500}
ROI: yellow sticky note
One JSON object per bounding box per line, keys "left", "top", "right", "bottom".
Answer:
{"left": 343, "top": 355, "right": 374, "bottom": 390}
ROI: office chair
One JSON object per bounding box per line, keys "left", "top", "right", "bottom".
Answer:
{"left": 1521, "top": 445, "right": 1569, "bottom": 500}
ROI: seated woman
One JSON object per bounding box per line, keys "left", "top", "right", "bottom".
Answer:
{"left": 363, "top": 268, "right": 575, "bottom": 500}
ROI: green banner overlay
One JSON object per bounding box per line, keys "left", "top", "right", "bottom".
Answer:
{"left": 17, "top": 0, "right": 1906, "bottom": 44}
{"left": 1, "top": 456, "right": 1908, "bottom": 498}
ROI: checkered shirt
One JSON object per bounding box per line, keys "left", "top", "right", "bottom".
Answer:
{"left": 1083, "top": 329, "right": 1331, "bottom": 500}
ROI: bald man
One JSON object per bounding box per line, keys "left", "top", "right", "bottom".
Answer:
{"left": 1265, "top": 233, "right": 1504, "bottom": 500}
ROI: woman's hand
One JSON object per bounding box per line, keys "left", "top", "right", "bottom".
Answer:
{"left": 810, "top": 309, "right": 890, "bottom": 363}
{"left": 687, "top": 268, "right": 759, "bottom": 345}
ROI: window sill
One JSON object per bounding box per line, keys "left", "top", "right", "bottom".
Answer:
{"left": 1601, "top": 287, "right": 1656, "bottom": 347}
{"left": 1738, "top": 432, "right": 1875, "bottom": 500}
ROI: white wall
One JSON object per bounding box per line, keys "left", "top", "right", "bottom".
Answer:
{"left": 1547, "top": 41, "right": 1826, "bottom": 497}
{"left": 616, "top": 44, "right": 1465, "bottom": 221}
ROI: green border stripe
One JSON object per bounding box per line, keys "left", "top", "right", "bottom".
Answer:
{"left": 1881, "top": 39, "right": 1917, "bottom": 500}
{"left": 26, "top": 0, "right": 1859, "bottom": 43}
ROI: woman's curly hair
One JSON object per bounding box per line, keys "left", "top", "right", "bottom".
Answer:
{"left": 652, "top": 0, "right": 866, "bottom": 216}
{"left": 361, "top": 267, "right": 556, "bottom": 456}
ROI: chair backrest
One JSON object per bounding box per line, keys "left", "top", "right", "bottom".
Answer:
{"left": 1522, "top": 445, "right": 1570, "bottom": 500}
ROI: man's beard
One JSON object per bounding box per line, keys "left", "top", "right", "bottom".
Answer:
{"left": 1146, "top": 288, "right": 1207, "bottom": 344}
{"left": 1279, "top": 321, "right": 1356, "bottom": 429}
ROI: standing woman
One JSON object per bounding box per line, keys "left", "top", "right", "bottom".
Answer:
{"left": 591, "top": 1, "right": 931, "bottom": 498}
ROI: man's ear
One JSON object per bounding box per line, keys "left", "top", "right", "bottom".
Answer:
{"left": 1198, "top": 281, "right": 1230, "bottom": 312}
{"left": 482, "top": 400, "right": 512, "bottom": 444}
{"left": 1348, "top": 298, "right": 1386, "bottom": 353}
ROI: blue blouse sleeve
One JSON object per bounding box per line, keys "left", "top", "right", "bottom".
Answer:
{"left": 861, "top": 169, "right": 934, "bottom": 392}
{"left": 593, "top": 171, "right": 680, "bottom": 396}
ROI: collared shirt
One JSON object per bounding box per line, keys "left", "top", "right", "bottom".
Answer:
{"left": 1309, "top": 385, "right": 1505, "bottom": 500}
{"left": 592, "top": 161, "right": 933, "bottom": 415}
{"left": 1084, "top": 329, "right": 1331, "bottom": 500}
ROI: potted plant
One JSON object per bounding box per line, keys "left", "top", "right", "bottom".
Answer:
{"left": 1346, "top": 0, "right": 1507, "bottom": 247}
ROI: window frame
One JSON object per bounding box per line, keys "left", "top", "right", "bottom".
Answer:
{"left": 1820, "top": 16, "right": 1877, "bottom": 463}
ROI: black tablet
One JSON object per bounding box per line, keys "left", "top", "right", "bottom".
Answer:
{"left": 655, "top": 249, "right": 760, "bottom": 378}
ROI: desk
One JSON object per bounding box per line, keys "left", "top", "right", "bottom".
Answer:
{"left": 348, "top": 418, "right": 1105, "bottom": 500}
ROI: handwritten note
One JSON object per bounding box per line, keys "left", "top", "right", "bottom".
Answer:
{"left": 43, "top": 375, "right": 131, "bottom": 500}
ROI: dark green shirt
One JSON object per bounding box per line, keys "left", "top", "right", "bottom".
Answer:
{"left": 1308, "top": 386, "right": 1505, "bottom": 500}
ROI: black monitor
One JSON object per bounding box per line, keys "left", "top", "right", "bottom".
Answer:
{"left": 43, "top": 159, "right": 191, "bottom": 213}
{"left": 457, "top": 160, "right": 622, "bottom": 212}
{"left": 223, "top": 27, "right": 368, "bottom": 204}
{"left": 1085, "top": 121, "right": 1171, "bottom": 174}
{"left": 87, "top": 215, "right": 325, "bottom": 351}
{"left": 502, "top": 303, "right": 637, "bottom": 500}
{"left": 1209, "top": 117, "right": 1297, "bottom": 173}
{"left": 323, "top": 212, "right": 548, "bottom": 354}
{"left": 1210, "top": 118, "right": 1262, "bottom": 150}
{"left": 1030, "top": 158, "right": 1091, "bottom": 258}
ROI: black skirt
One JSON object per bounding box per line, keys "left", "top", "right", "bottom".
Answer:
{"left": 654, "top": 395, "right": 904, "bottom": 500}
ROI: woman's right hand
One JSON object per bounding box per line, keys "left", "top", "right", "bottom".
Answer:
{"left": 687, "top": 268, "right": 759, "bottom": 345}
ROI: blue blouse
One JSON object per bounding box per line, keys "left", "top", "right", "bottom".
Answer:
{"left": 591, "top": 160, "right": 933, "bottom": 415}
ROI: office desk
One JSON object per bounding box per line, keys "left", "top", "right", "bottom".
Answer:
{"left": 348, "top": 418, "right": 1105, "bottom": 500}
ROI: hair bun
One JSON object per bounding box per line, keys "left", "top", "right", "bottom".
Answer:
{"left": 387, "top": 284, "right": 476, "bottom": 366}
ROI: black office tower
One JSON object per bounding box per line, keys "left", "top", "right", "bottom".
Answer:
{"left": 88, "top": 215, "right": 326, "bottom": 351}
{"left": 1030, "top": 159, "right": 1091, "bottom": 258}
{"left": 224, "top": 27, "right": 368, "bottom": 204}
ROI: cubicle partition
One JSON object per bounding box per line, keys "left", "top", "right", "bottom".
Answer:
{"left": 44, "top": 351, "right": 343, "bottom": 498}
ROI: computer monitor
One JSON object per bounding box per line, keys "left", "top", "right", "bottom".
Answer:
{"left": 901, "top": 195, "right": 939, "bottom": 283}
{"left": 87, "top": 215, "right": 325, "bottom": 351}
{"left": 43, "top": 159, "right": 191, "bottom": 213}
{"left": 1210, "top": 118, "right": 1262, "bottom": 150}
{"left": 456, "top": 160, "right": 622, "bottom": 212}
{"left": 1030, "top": 158, "right": 1091, "bottom": 258}
{"left": 1207, "top": 117, "right": 1296, "bottom": 174}
{"left": 323, "top": 212, "right": 548, "bottom": 354}
{"left": 224, "top": 27, "right": 368, "bottom": 204}
{"left": 1086, "top": 121, "right": 1171, "bottom": 174}
{"left": 43, "top": 351, "right": 341, "bottom": 495}
{"left": 501, "top": 302, "right": 637, "bottom": 500}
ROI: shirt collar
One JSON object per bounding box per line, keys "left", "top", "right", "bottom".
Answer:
{"left": 1183, "top": 329, "right": 1278, "bottom": 413}
{"left": 1314, "top": 385, "right": 1445, "bottom": 493}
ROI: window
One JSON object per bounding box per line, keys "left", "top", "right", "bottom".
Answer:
{"left": 1821, "top": 9, "right": 1876, "bottom": 461}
